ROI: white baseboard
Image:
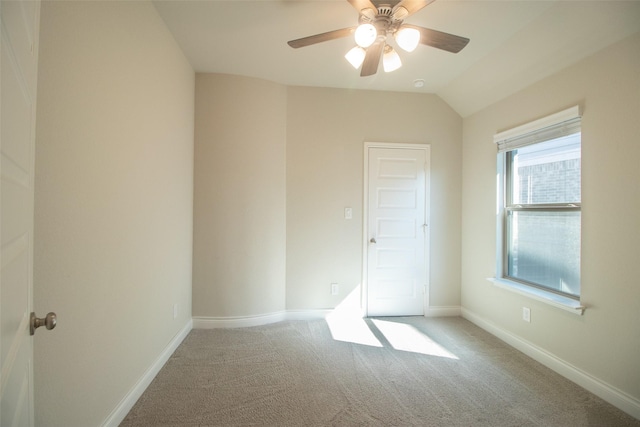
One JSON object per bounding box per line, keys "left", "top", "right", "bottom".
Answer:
{"left": 192, "top": 310, "right": 338, "bottom": 328}
{"left": 193, "top": 307, "right": 462, "bottom": 329}
{"left": 101, "top": 319, "right": 193, "bottom": 427}
{"left": 425, "top": 305, "right": 461, "bottom": 317}
{"left": 193, "top": 311, "right": 287, "bottom": 329}
{"left": 286, "top": 309, "right": 333, "bottom": 321}
{"left": 461, "top": 307, "right": 640, "bottom": 420}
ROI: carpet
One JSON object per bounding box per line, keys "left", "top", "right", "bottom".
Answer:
{"left": 121, "top": 316, "right": 639, "bottom": 426}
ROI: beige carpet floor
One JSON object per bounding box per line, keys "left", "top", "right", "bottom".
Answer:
{"left": 121, "top": 316, "right": 639, "bottom": 426}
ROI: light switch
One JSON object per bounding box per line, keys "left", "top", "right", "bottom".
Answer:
{"left": 344, "top": 207, "right": 353, "bottom": 219}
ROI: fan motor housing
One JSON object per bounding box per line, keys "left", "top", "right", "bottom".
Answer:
{"left": 377, "top": 5, "right": 393, "bottom": 16}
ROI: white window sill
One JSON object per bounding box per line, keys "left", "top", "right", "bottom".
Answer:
{"left": 487, "top": 278, "right": 585, "bottom": 315}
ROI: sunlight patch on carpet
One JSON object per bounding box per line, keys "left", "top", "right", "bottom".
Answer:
{"left": 326, "top": 313, "right": 383, "bottom": 347}
{"left": 326, "top": 285, "right": 383, "bottom": 347}
{"left": 371, "top": 319, "right": 459, "bottom": 359}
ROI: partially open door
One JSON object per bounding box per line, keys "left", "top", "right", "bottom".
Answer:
{"left": 1, "top": 1, "right": 41, "bottom": 425}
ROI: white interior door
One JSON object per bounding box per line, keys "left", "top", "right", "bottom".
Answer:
{"left": 365, "top": 145, "right": 429, "bottom": 317}
{"left": 1, "top": 1, "right": 41, "bottom": 425}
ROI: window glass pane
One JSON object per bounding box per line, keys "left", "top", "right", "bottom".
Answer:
{"left": 510, "top": 133, "right": 581, "bottom": 205}
{"left": 507, "top": 210, "right": 581, "bottom": 297}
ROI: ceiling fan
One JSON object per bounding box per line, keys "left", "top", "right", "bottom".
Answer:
{"left": 287, "top": 0, "right": 469, "bottom": 77}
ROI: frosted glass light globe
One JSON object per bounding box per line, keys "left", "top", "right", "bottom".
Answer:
{"left": 383, "top": 47, "right": 402, "bottom": 72}
{"left": 345, "top": 46, "right": 366, "bottom": 69}
{"left": 355, "top": 24, "right": 377, "bottom": 48}
{"left": 395, "top": 27, "right": 420, "bottom": 52}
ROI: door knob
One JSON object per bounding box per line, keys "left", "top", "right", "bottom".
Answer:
{"left": 30, "top": 312, "right": 57, "bottom": 336}
{"left": 370, "top": 237, "right": 377, "bottom": 244}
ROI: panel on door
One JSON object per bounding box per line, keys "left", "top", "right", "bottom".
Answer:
{"left": 1, "top": 1, "right": 40, "bottom": 425}
{"left": 366, "top": 147, "right": 428, "bottom": 317}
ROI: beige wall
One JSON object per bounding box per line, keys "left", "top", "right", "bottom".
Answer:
{"left": 33, "top": 2, "right": 194, "bottom": 426}
{"left": 461, "top": 32, "right": 640, "bottom": 403}
{"left": 192, "top": 82, "right": 462, "bottom": 317}
{"left": 286, "top": 87, "right": 462, "bottom": 311}
{"left": 193, "top": 74, "right": 287, "bottom": 317}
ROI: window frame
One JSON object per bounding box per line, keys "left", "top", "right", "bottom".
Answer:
{"left": 492, "top": 106, "right": 585, "bottom": 315}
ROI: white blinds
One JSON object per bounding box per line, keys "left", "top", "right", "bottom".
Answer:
{"left": 494, "top": 106, "right": 582, "bottom": 153}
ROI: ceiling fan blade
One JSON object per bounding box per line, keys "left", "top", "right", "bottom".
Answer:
{"left": 392, "top": 0, "right": 436, "bottom": 19}
{"left": 404, "top": 24, "right": 469, "bottom": 53}
{"left": 347, "top": 0, "right": 378, "bottom": 16}
{"left": 360, "top": 40, "right": 384, "bottom": 77}
{"left": 288, "top": 27, "right": 356, "bottom": 49}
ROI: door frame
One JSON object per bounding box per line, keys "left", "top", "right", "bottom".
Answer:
{"left": 362, "top": 142, "right": 431, "bottom": 317}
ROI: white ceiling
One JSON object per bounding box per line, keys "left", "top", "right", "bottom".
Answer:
{"left": 153, "top": 0, "right": 640, "bottom": 117}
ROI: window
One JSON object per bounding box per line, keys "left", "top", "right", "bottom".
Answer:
{"left": 495, "top": 106, "right": 582, "bottom": 306}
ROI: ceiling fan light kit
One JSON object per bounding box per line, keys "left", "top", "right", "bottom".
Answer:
{"left": 287, "top": 0, "right": 470, "bottom": 78}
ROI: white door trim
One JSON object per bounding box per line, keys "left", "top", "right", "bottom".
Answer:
{"left": 362, "top": 142, "right": 431, "bottom": 317}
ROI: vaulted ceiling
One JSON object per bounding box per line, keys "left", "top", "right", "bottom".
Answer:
{"left": 153, "top": 0, "right": 640, "bottom": 117}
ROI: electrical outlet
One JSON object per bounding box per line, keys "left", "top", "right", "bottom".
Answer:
{"left": 522, "top": 307, "right": 531, "bottom": 323}
{"left": 331, "top": 283, "right": 339, "bottom": 295}
{"left": 173, "top": 304, "right": 178, "bottom": 319}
